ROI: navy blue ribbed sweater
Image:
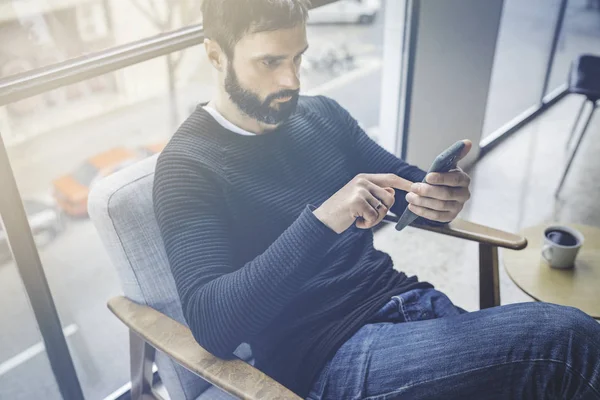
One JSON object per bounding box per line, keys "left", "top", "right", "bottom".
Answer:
{"left": 153, "top": 95, "right": 438, "bottom": 398}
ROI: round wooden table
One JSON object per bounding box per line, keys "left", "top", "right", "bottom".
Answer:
{"left": 504, "top": 223, "right": 600, "bottom": 319}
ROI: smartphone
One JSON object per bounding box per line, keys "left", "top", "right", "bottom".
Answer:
{"left": 394, "top": 140, "right": 466, "bottom": 232}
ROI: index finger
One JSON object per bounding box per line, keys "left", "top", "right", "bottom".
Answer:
{"left": 364, "top": 173, "right": 413, "bottom": 192}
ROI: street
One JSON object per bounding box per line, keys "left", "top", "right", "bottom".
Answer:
{"left": 0, "top": 15, "right": 386, "bottom": 400}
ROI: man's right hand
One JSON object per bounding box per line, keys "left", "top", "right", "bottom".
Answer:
{"left": 313, "top": 173, "right": 413, "bottom": 234}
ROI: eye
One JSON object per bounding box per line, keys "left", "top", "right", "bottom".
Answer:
{"left": 262, "top": 59, "right": 280, "bottom": 68}
{"left": 293, "top": 54, "right": 303, "bottom": 64}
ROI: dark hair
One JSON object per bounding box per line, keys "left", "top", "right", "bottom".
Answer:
{"left": 202, "top": 0, "right": 311, "bottom": 58}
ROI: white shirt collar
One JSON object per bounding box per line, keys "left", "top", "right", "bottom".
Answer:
{"left": 203, "top": 105, "right": 256, "bottom": 136}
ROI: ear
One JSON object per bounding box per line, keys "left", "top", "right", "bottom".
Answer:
{"left": 204, "top": 38, "right": 225, "bottom": 71}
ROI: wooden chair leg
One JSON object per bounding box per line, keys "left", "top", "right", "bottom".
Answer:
{"left": 130, "top": 330, "right": 158, "bottom": 400}
{"left": 479, "top": 243, "right": 500, "bottom": 309}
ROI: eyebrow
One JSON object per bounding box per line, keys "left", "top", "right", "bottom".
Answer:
{"left": 255, "top": 45, "right": 309, "bottom": 61}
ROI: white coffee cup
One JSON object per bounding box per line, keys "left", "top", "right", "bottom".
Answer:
{"left": 541, "top": 225, "right": 584, "bottom": 269}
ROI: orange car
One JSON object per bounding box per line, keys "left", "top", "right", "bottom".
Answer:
{"left": 52, "top": 142, "right": 166, "bottom": 217}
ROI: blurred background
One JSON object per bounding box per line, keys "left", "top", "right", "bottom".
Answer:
{"left": 0, "top": 0, "right": 599, "bottom": 399}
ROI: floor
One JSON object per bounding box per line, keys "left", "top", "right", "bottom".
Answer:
{"left": 374, "top": 95, "right": 600, "bottom": 311}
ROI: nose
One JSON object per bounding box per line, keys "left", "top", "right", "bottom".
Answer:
{"left": 277, "top": 64, "right": 300, "bottom": 91}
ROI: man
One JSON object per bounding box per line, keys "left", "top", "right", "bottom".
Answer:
{"left": 153, "top": 0, "right": 600, "bottom": 399}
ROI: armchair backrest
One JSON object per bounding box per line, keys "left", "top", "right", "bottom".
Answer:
{"left": 88, "top": 155, "right": 212, "bottom": 400}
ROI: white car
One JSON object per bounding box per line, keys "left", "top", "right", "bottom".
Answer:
{"left": 0, "top": 198, "right": 65, "bottom": 264}
{"left": 308, "top": 0, "right": 382, "bottom": 24}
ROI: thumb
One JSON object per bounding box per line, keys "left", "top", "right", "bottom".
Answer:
{"left": 457, "top": 139, "right": 472, "bottom": 161}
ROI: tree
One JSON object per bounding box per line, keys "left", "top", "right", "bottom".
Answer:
{"left": 129, "top": 0, "right": 203, "bottom": 128}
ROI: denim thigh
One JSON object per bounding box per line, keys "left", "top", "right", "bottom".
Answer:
{"left": 306, "top": 291, "right": 600, "bottom": 400}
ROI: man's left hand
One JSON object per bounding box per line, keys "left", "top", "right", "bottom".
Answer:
{"left": 404, "top": 140, "right": 472, "bottom": 223}
{"left": 405, "top": 169, "right": 471, "bottom": 223}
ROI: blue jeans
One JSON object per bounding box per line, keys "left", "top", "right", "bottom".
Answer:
{"left": 307, "top": 288, "right": 600, "bottom": 399}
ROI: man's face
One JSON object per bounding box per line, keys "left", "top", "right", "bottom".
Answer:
{"left": 224, "top": 24, "right": 308, "bottom": 125}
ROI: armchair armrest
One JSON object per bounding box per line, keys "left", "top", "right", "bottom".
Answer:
{"left": 382, "top": 214, "right": 528, "bottom": 309}
{"left": 107, "top": 296, "right": 302, "bottom": 400}
{"left": 382, "top": 215, "right": 527, "bottom": 250}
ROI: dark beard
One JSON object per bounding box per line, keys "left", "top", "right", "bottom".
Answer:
{"left": 224, "top": 63, "right": 299, "bottom": 125}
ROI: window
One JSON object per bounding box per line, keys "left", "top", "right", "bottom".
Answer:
{"left": 305, "top": 0, "right": 384, "bottom": 141}
{"left": 71, "top": 162, "right": 100, "bottom": 187}
{"left": 1, "top": 46, "right": 196, "bottom": 398}
{"left": 0, "top": 0, "right": 203, "bottom": 78}
{"left": 546, "top": 0, "right": 600, "bottom": 95}
{"left": 76, "top": 2, "right": 109, "bottom": 42}
{"left": 482, "top": 0, "right": 563, "bottom": 137}
{"left": 0, "top": 1, "right": 393, "bottom": 397}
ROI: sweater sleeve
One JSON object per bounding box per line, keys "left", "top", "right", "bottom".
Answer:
{"left": 153, "top": 155, "right": 340, "bottom": 359}
{"left": 316, "top": 96, "right": 446, "bottom": 227}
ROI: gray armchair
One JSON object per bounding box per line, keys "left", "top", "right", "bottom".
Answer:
{"left": 88, "top": 155, "right": 527, "bottom": 400}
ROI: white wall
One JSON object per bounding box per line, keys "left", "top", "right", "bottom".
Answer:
{"left": 402, "top": 0, "right": 503, "bottom": 169}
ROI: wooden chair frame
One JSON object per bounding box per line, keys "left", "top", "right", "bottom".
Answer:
{"left": 109, "top": 215, "right": 527, "bottom": 400}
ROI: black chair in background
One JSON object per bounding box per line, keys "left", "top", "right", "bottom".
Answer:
{"left": 556, "top": 54, "right": 600, "bottom": 197}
